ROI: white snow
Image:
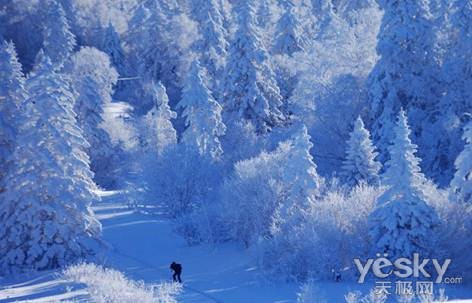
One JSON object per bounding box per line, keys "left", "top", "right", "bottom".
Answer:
{"left": 1, "top": 191, "right": 472, "bottom": 302}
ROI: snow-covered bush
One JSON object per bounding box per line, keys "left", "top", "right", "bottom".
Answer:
{"left": 218, "top": 124, "right": 322, "bottom": 247}
{"left": 63, "top": 263, "right": 181, "bottom": 303}
{"left": 154, "top": 145, "right": 223, "bottom": 218}
{"left": 151, "top": 144, "right": 224, "bottom": 244}
{"left": 219, "top": 147, "right": 286, "bottom": 246}
{"left": 296, "top": 281, "right": 326, "bottom": 303}
{"left": 221, "top": 120, "right": 268, "bottom": 164}
{"left": 344, "top": 289, "right": 387, "bottom": 303}
{"left": 261, "top": 183, "right": 382, "bottom": 281}
{"left": 343, "top": 288, "right": 448, "bottom": 303}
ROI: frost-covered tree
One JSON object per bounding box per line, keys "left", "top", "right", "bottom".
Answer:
{"left": 66, "top": 47, "right": 119, "bottom": 188}
{"left": 42, "top": 1, "right": 76, "bottom": 67}
{"left": 273, "top": 1, "right": 306, "bottom": 56}
{"left": 137, "top": 81, "right": 178, "bottom": 205}
{"left": 273, "top": 124, "right": 322, "bottom": 228}
{"left": 368, "top": 110, "right": 439, "bottom": 259}
{"left": 441, "top": 0, "right": 472, "bottom": 115}
{"left": 0, "top": 53, "right": 101, "bottom": 274}
{"left": 141, "top": 81, "right": 177, "bottom": 156}
{"left": 450, "top": 121, "right": 472, "bottom": 204}
{"left": 125, "top": 2, "right": 162, "bottom": 82}
{"left": 341, "top": 117, "right": 381, "bottom": 187}
{"left": 258, "top": 125, "right": 324, "bottom": 279}
{"left": 221, "top": 0, "right": 285, "bottom": 133}
{"left": 222, "top": 124, "right": 321, "bottom": 246}
{"left": 178, "top": 60, "right": 226, "bottom": 159}
{"left": 190, "top": 0, "right": 228, "bottom": 81}
{"left": 126, "top": 1, "right": 199, "bottom": 109}
{"left": 287, "top": 6, "right": 381, "bottom": 176}
{"left": 101, "top": 22, "right": 126, "bottom": 77}
{"left": 367, "top": 0, "right": 440, "bottom": 178}
{"left": 0, "top": 41, "right": 27, "bottom": 193}
{"left": 0, "top": 2, "right": 44, "bottom": 72}
{"left": 435, "top": 0, "right": 472, "bottom": 185}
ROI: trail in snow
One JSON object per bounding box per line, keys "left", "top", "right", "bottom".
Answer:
{"left": 94, "top": 194, "right": 298, "bottom": 303}
{"left": 109, "top": 245, "right": 223, "bottom": 303}
{"left": 2, "top": 192, "right": 472, "bottom": 302}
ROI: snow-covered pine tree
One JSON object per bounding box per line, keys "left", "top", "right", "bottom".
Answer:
{"left": 190, "top": 0, "right": 228, "bottom": 82}
{"left": 66, "top": 47, "right": 119, "bottom": 188}
{"left": 435, "top": 0, "right": 472, "bottom": 186}
{"left": 367, "top": 0, "right": 440, "bottom": 174}
{"left": 177, "top": 60, "right": 226, "bottom": 159}
{"left": 341, "top": 116, "right": 381, "bottom": 187}
{"left": 125, "top": 2, "right": 164, "bottom": 83}
{"left": 0, "top": 40, "right": 27, "bottom": 193}
{"left": 42, "top": 1, "right": 76, "bottom": 67}
{"left": 125, "top": 1, "right": 199, "bottom": 110}
{"left": 450, "top": 121, "right": 472, "bottom": 204}
{"left": 255, "top": 0, "right": 275, "bottom": 29}
{"left": 273, "top": 124, "right": 321, "bottom": 231}
{"left": 221, "top": 0, "right": 285, "bottom": 134}
{"left": 368, "top": 109, "right": 439, "bottom": 259}
{"left": 273, "top": 1, "right": 306, "bottom": 56}
{"left": 101, "top": 22, "right": 126, "bottom": 78}
{"left": 142, "top": 81, "right": 177, "bottom": 156}
{"left": 0, "top": 53, "right": 101, "bottom": 274}
{"left": 261, "top": 124, "right": 323, "bottom": 278}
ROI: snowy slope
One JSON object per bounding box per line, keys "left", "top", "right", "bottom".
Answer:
{"left": 1, "top": 191, "right": 472, "bottom": 303}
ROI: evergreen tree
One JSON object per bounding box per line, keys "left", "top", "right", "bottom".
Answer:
{"left": 341, "top": 117, "right": 381, "bottom": 187}
{"left": 273, "top": 124, "right": 321, "bottom": 231}
{"left": 435, "top": 0, "right": 472, "bottom": 185}
{"left": 142, "top": 81, "right": 177, "bottom": 156}
{"left": 190, "top": 0, "right": 228, "bottom": 81}
{"left": 450, "top": 121, "right": 472, "bottom": 203}
{"left": 101, "top": 22, "right": 126, "bottom": 77}
{"left": 273, "top": 1, "right": 306, "bottom": 56}
{"left": 66, "top": 47, "right": 119, "bottom": 188}
{"left": 177, "top": 60, "right": 226, "bottom": 159}
{"left": 126, "top": 1, "right": 199, "bottom": 110}
{"left": 0, "top": 53, "right": 101, "bottom": 273}
{"left": 368, "top": 110, "right": 439, "bottom": 259}
{"left": 42, "top": 1, "right": 76, "bottom": 67}
{"left": 260, "top": 125, "right": 323, "bottom": 278}
{"left": 255, "top": 0, "right": 275, "bottom": 29}
{"left": 367, "top": 0, "right": 440, "bottom": 174}
{"left": 0, "top": 41, "right": 27, "bottom": 193}
{"left": 125, "top": 2, "right": 163, "bottom": 82}
{"left": 221, "top": 0, "right": 285, "bottom": 133}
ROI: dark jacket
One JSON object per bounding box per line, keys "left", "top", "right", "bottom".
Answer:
{"left": 170, "top": 262, "right": 182, "bottom": 273}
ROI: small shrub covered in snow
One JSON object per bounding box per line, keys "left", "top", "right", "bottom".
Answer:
{"left": 63, "top": 263, "right": 181, "bottom": 303}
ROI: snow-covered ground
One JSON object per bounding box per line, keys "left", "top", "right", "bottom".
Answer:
{"left": 1, "top": 191, "right": 472, "bottom": 303}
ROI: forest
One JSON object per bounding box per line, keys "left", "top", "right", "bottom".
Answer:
{"left": 0, "top": 0, "right": 471, "bottom": 302}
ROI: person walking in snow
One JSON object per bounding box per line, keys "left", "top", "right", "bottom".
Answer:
{"left": 170, "top": 261, "right": 182, "bottom": 283}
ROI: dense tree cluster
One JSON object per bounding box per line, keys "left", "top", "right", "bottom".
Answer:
{"left": 0, "top": 0, "right": 471, "bottom": 283}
